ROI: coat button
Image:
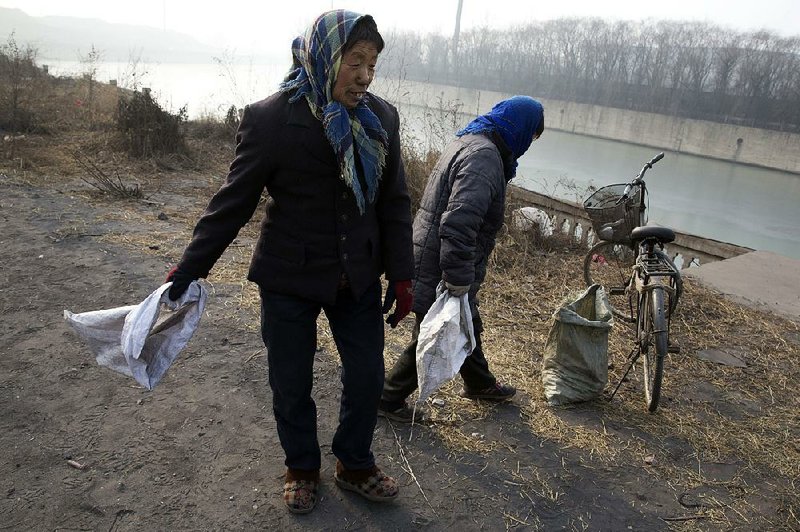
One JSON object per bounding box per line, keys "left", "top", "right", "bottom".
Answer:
{"left": 343, "top": 253, "right": 349, "bottom": 261}
{"left": 340, "top": 234, "right": 347, "bottom": 242}
{"left": 341, "top": 214, "right": 348, "bottom": 222}
{"left": 341, "top": 192, "right": 348, "bottom": 200}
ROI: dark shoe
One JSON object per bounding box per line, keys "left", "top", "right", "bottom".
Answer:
{"left": 334, "top": 460, "right": 398, "bottom": 502}
{"left": 283, "top": 469, "right": 319, "bottom": 514}
{"left": 460, "top": 383, "right": 516, "bottom": 402}
{"left": 378, "top": 400, "right": 426, "bottom": 424}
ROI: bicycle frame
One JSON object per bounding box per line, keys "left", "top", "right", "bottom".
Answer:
{"left": 612, "top": 246, "right": 679, "bottom": 411}
{"left": 583, "top": 152, "right": 683, "bottom": 412}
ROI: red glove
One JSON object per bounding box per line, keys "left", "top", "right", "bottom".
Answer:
{"left": 382, "top": 280, "right": 413, "bottom": 328}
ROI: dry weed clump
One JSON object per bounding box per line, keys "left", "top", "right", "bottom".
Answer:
{"left": 187, "top": 106, "right": 241, "bottom": 143}
{"left": 71, "top": 150, "right": 143, "bottom": 199}
{"left": 400, "top": 144, "right": 438, "bottom": 214}
{"left": 116, "top": 89, "right": 188, "bottom": 158}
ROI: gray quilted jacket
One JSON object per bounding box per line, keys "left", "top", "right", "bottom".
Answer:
{"left": 412, "top": 133, "right": 512, "bottom": 316}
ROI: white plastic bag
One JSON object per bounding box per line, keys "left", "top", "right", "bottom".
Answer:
{"left": 415, "top": 282, "right": 476, "bottom": 403}
{"left": 64, "top": 281, "right": 207, "bottom": 390}
{"left": 513, "top": 206, "right": 554, "bottom": 237}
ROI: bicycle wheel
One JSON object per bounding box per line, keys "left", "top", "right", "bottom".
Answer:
{"left": 583, "top": 241, "right": 636, "bottom": 322}
{"left": 641, "top": 287, "right": 668, "bottom": 412}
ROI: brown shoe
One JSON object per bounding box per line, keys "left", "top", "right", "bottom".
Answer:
{"left": 283, "top": 468, "right": 320, "bottom": 514}
{"left": 460, "top": 382, "right": 516, "bottom": 401}
{"left": 378, "top": 400, "right": 427, "bottom": 424}
{"left": 334, "top": 460, "right": 398, "bottom": 502}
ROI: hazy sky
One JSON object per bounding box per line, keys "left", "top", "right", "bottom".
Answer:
{"left": 3, "top": 0, "right": 799, "bottom": 55}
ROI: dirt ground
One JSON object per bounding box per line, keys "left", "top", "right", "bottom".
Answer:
{"left": 1, "top": 149, "right": 799, "bottom": 531}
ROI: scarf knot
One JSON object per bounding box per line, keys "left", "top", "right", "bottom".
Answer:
{"left": 279, "top": 10, "right": 387, "bottom": 214}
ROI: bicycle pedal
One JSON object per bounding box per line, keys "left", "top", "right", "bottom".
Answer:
{"left": 668, "top": 344, "right": 681, "bottom": 354}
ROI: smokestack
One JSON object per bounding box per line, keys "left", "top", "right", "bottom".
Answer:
{"left": 452, "top": 0, "right": 464, "bottom": 75}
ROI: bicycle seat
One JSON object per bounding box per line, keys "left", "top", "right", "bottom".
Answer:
{"left": 630, "top": 226, "right": 675, "bottom": 243}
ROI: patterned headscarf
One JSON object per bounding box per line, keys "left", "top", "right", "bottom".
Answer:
{"left": 280, "top": 10, "right": 388, "bottom": 214}
{"left": 456, "top": 96, "right": 544, "bottom": 177}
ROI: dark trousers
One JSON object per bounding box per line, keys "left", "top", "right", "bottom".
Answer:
{"left": 259, "top": 280, "right": 384, "bottom": 472}
{"left": 381, "top": 311, "right": 496, "bottom": 408}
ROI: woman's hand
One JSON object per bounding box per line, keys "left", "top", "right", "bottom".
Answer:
{"left": 166, "top": 266, "right": 197, "bottom": 301}
{"left": 382, "top": 280, "right": 413, "bottom": 328}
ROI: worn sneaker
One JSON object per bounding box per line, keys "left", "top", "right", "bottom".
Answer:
{"left": 377, "top": 400, "right": 426, "bottom": 424}
{"left": 460, "top": 383, "right": 516, "bottom": 401}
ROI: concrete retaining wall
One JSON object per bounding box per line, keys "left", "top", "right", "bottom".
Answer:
{"left": 379, "top": 80, "right": 800, "bottom": 175}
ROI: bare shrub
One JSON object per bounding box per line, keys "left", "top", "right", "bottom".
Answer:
{"left": 224, "top": 105, "right": 241, "bottom": 132}
{"left": 118, "top": 51, "right": 149, "bottom": 92}
{"left": 116, "top": 89, "right": 187, "bottom": 158}
{"left": 0, "top": 33, "right": 41, "bottom": 132}
{"left": 397, "top": 95, "right": 467, "bottom": 214}
{"left": 188, "top": 105, "right": 239, "bottom": 142}
{"left": 71, "top": 150, "right": 143, "bottom": 199}
{"left": 77, "top": 44, "right": 103, "bottom": 127}
{"left": 401, "top": 143, "right": 438, "bottom": 215}
{"left": 419, "top": 93, "right": 465, "bottom": 154}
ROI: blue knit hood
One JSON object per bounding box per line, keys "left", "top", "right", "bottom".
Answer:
{"left": 456, "top": 96, "right": 544, "bottom": 177}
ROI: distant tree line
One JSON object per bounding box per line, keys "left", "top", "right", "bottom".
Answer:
{"left": 381, "top": 19, "right": 800, "bottom": 133}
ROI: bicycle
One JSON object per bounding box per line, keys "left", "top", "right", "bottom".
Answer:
{"left": 582, "top": 153, "right": 683, "bottom": 412}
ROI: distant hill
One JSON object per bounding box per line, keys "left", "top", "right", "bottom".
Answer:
{"left": 0, "top": 7, "right": 221, "bottom": 63}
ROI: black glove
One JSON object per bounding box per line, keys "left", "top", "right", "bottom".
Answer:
{"left": 166, "top": 266, "right": 197, "bottom": 301}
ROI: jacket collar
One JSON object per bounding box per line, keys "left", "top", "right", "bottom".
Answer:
{"left": 286, "top": 96, "right": 320, "bottom": 129}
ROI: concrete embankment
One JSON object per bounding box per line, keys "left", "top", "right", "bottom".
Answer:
{"left": 684, "top": 251, "right": 800, "bottom": 323}
{"left": 379, "top": 80, "right": 800, "bottom": 175}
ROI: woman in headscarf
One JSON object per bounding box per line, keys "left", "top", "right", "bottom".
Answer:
{"left": 166, "top": 10, "right": 413, "bottom": 513}
{"left": 379, "top": 96, "right": 545, "bottom": 422}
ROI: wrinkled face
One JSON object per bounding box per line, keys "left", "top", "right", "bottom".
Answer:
{"left": 332, "top": 40, "right": 378, "bottom": 108}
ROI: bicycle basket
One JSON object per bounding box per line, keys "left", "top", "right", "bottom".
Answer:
{"left": 583, "top": 184, "right": 642, "bottom": 243}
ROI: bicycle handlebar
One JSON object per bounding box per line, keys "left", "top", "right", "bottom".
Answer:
{"left": 616, "top": 152, "right": 665, "bottom": 204}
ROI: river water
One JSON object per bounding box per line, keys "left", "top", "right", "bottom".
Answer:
{"left": 44, "top": 59, "right": 800, "bottom": 259}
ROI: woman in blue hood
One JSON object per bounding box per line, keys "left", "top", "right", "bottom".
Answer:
{"left": 380, "top": 96, "right": 545, "bottom": 422}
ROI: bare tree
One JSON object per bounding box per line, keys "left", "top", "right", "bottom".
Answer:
{"left": 0, "top": 32, "right": 40, "bottom": 132}
{"left": 393, "top": 17, "right": 800, "bottom": 132}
